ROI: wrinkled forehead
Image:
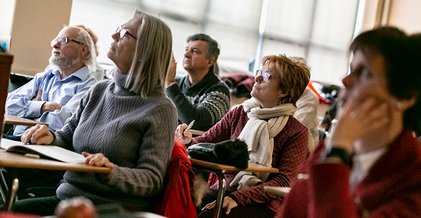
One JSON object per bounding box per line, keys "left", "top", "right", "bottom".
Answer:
{"left": 187, "top": 40, "right": 208, "bottom": 52}
{"left": 122, "top": 17, "right": 140, "bottom": 35}
{"left": 57, "top": 26, "right": 80, "bottom": 39}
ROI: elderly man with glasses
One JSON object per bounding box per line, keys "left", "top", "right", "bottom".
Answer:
{"left": 4, "top": 25, "right": 98, "bottom": 200}
{"left": 5, "top": 25, "right": 98, "bottom": 140}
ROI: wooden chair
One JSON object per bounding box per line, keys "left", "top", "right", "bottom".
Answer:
{"left": 0, "top": 53, "right": 13, "bottom": 135}
{"left": 0, "top": 53, "right": 16, "bottom": 211}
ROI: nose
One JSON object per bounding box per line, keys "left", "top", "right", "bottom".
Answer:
{"left": 342, "top": 73, "right": 354, "bottom": 88}
{"left": 254, "top": 74, "right": 263, "bottom": 83}
{"left": 51, "top": 40, "right": 60, "bottom": 49}
{"left": 184, "top": 49, "right": 191, "bottom": 57}
{"left": 111, "top": 32, "right": 119, "bottom": 41}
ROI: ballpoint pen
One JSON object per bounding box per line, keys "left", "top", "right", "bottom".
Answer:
{"left": 185, "top": 120, "right": 195, "bottom": 132}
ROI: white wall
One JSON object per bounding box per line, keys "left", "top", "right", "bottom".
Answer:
{"left": 388, "top": 0, "right": 421, "bottom": 33}
{"left": 0, "top": 0, "right": 16, "bottom": 35}
{"left": 3, "top": 0, "right": 72, "bottom": 76}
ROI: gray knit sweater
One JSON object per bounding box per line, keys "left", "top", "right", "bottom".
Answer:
{"left": 53, "top": 70, "right": 177, "bottom": 211}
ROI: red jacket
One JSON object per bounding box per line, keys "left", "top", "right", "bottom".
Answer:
{"left": 278, "top": 129, "right": 421, "bottom": 217}
{"left": 155, "top": 139, "right": 197, "bottom": 218}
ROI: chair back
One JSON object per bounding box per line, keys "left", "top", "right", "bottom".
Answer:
{"left": 0, "top": 53, "right": 13, "bottom": 134}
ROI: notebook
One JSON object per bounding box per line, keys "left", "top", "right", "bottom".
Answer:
{"left": 0, "top": 138, "right": 85, "bottom": 163}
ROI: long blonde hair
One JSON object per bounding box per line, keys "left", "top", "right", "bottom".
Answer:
{"left": 125, "top": 10, "right": 173, "bottom": 98}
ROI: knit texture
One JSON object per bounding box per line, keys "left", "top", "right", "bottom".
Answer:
{"left": 165, "top": 71, "right": 230, "bottom": 131}
{"left": 54, "top": 70, "right": 177, "bottom": 211}
{"left": 192, "top": 105, "right": 308, "bottom": 213}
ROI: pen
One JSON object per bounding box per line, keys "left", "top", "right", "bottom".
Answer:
{"left": 185, "top": 120, "right": 195, "bottom": 132}
{"left": 25, "top": 153, "right": 40, "bottom": 159}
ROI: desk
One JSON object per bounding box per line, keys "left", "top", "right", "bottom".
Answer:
{"left": 4, "top": 115, "right": 47, "bottom": 126}
{"left": 0, "top": 150, "right": 110, "bottom": 210}
{"left": 189, "top": 129, "right": 205, "bottom": 136}
{"left": 190, "top": 158, "right": 279, "bottom": 218}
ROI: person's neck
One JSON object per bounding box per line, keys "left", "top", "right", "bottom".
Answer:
{"left": 188, "top": 69, "right": 209, "bottom": 85}
{"left": 59, "top": 63, "right": 85, "bottom": 79}
{"left": 353, "top": 121, "right": 403, "bottom": 154}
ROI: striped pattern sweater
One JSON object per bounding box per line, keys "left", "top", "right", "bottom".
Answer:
{"left": 166, "top": 71, "right": 230, "bottom": 131}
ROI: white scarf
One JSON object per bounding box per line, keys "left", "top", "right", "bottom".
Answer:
{"left": 231, "top": 98, "right": 296, "bottom": 190}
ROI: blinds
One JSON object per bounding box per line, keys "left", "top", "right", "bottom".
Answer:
{"left": 71, "top": 0, "right": 359, "bottom": 85}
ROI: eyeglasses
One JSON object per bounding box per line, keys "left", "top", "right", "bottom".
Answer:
{"left": 115, "top": 26, "right": 137, "bottom": 40}
{"left": 255, "top": 70, "right": 272, "bottom": 82}
{"left": 51, "top": 36, "right": 84, "bottom": 47}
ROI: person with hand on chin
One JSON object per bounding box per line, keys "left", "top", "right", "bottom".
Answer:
{"left": 176, "top": 54, "right": 310, "bottom": 218}
{"left": 277, "top": 26, "right": 421, "bottom": 217}
{"left": 165, "top": 33, "right": 230, "bottom": 131}
{"left": 12, "top": 10, "right": 177, "bottom": 216}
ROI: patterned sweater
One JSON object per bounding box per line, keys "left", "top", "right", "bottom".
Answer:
{"left": 192, "top": 105, "right": 308, "bottom": 212}
{"left": 53, "top": 71, "right": 177, "bottom": 211}
{"left": 165, "top": 71, "right": 230, "bottom": 131}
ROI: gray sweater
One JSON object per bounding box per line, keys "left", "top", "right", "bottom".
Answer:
{"left": 53, "top": 70, "right": 177, "bottom": 211}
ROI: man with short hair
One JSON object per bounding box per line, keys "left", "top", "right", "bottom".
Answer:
{"left": 165, "top": 33, "right": 230, "bottom": 131}
{"left": 6, "top": 26, "right": 98, "bottom": 138}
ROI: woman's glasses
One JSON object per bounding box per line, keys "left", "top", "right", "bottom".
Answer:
{"left": 115, "top": 26, "right": 137, "bottom": 40}
{"left": 51, "top": 36, "right": 84, "bottom": 47}
{"left": 255, "top": 70, "right": 272, "bottom": 82}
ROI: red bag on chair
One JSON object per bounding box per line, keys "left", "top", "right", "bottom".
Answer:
{"left": 155, "top": 139, "right": 197, "bottom": 218}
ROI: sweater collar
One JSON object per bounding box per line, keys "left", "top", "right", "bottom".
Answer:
{"left": 112, "top": 68, "right": 133, "bottom": 96}
{"left": 183, "top": 70, "right": 218, "bottom": 89}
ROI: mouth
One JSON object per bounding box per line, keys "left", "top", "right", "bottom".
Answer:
{"left": 339, "top": 92, "right": 348, "bottom": 106}
{"left": 252, "top": 85, "right": 260, "bottom": 91}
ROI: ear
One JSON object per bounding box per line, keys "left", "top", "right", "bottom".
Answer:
{"left": 206, "top": 58, "right": 215, "bottom": 69}
{"left": 81, "top": 45, "right": 90, "bottom": 57}
{"left": 396, "top": 96, "right": 416, "bottom": 111}
{"left": 278, "top": 90, "right": 288, "bottom": 98}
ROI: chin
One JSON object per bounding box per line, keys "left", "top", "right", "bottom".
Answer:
{"left": 107, "top": 53, "right": 115, "bottom": 63}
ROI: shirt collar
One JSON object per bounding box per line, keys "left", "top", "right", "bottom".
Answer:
{"left": 51, "top": 65, "right": 91, "bottom": 81}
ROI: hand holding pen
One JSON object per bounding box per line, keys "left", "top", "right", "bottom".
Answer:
{"left": 185, "top": 120, "right": 195, "bottom": 132}
{"left": 175, "top": 120, "right": 195, "bottom": 145}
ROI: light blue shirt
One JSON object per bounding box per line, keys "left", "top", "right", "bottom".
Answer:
{"left": 6, "top": 66, "right": 97, "bottom": 135}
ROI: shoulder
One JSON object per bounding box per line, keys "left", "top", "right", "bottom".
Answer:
{"left": 210, "top": 77, "right": 230, "bottom": 94}
{"left": 297, "top": 88, "right": 318, "bottom": 107}
{"left": 287, "top": 116, "right": 308, "bottom": 131}
{"left": 83, "top": 80, "right": 112, "bottom": 98}
{"left": 277, "top": 116, "right": 309, "bottom": 140}
{"left": 145, "top": 95, "right": 178, "bottom": 115}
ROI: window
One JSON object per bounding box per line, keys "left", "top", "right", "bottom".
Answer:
{"left": 70, "top": 0, "right": 359, "bottom": 85}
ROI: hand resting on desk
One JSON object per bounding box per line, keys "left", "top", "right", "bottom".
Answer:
{"left": 22, "top": 124, "right": 114, "bottom": 175}
{"left": 21, "top": 124, "right": 54, "bottom": 145}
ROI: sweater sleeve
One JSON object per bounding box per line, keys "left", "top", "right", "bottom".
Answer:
{"left": 192, "top": 106, "right": 240, "bottom": 145}
{"left": 165, "top": 81, "right": 230, "bottom": 131}
{"left": 229, "top": 119, "right": 309, "bottom": 206}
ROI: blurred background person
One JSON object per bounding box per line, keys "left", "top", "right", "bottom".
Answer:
{"left": 278, "top": 26, "right": 421, "bottom": 217}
